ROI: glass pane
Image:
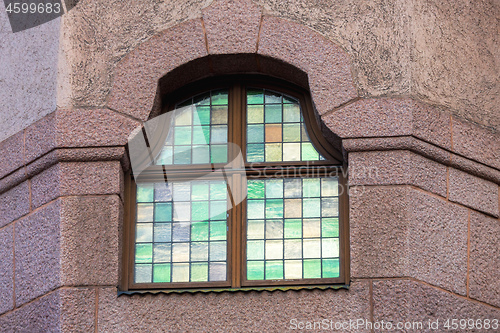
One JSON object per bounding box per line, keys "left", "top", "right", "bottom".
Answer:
{"left": 153, "top": 263, "right": 171, "bottom": 283}
{"left": 322, "top": 258, "right": 340, "bottom": 278}
{"left": 135, "top": 264, "right": 152, "bottom": 283}
{"left": 265, "top": 261, "right": 283, "bottom": 279}
{"left": 247, "top": 261, "right": 264, "bottom": 280}
{"left": 303, "top": 259, "right": 321, "bottom": 279}
{"left": 284, "top": 260, "right": 302, "bottom": 279}
{"left": 245, "top": 89, "right": 324, "bottom": 162}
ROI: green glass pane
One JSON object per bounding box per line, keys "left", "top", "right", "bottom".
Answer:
{"left": 247, "top": 124, "right": 264, "bottom": 143}
{"left": 284, "top": 179, "right": 302, "bottom": 198}
{"left": 211, "top": 106, "right": 228, "bottom": 124}
{"left": 137, "top": 185, "right": 154, "bottom": 202}
{"left": 301, "top": 142, "right": 319, "bottom": 160}
{"left": 210, "top": 201, "right": 227, "bottom": 220}
{"left": 157, "top": 146, "right": 173, "bottom": 165}
{"left": 153, "top": 243, "right": 171, "bottom": 263}
{"left": 284, "top": 260, "right": 302, "bottom": 279}
{"left": 212, "top": 90, "right": 228, "bottom": 105}
{"left": 284, "top": 239, "right": 302, "bottom": 259}
{"left": 247, "top": 180, "right": 265, "bottom": 199}
{"left": 191, "top": 242, "right": 209, "bottom": 261}
{"left": 172, "top": 263, "right": 189, "bottom": 282}
{"left": 283, "top": 103, "right": 300, "bottom": 122}
{"left": 266, "top": 179, "right": 283, "bottom": 198}
{"left": 154, "top": 203, "right": 172, "bottom": 222}
{"left": 192, "top": 183, "right": 209, "bottom": 201}
{"left": 135, "top": 244, "right": 153, "bottom": 263}
{"left": 194, "top": 92, "right": 210, "bottom": 105}
{"left": 137, "top": 204, "right": 154, "bottom": 222}
{"left": 209, "top": 241, "right": 227, "bottom": 261}
{"left": 284, "top": 219, "right": 302, "bottom": 238}
{"left": 153, "top": 263, "right": 171, "bottom": 283}
{"left": 210, "top": 221, "right": 227, "bottom": 240}
{"left": 265, "top": 91, "right": 281, "bottom": 104}
{"left": 303, "top": 219, "right": 321, "bottom": 238}
{"left": 322, "top": 218, "right": 339, "bottom": 238}
{"left": 283, "top": 123, "right": 301, "bottom": 142}
{"left": 210, "top": 182, "right": 227, "bottom": 200}
{"left": 209, "top": 262, "right": 226, "bottom": 281}
{"left": 265, "top": 261, "right": 283, "bottom": 279}
{"left": 247, "top": 200, "right": 265, "bottom": 219}
{"left": 322, "top": 258, "right": 340, "bottom": 278}
{"left": 174, "top": 146, "right": 191, "bottom": 164}
{"left": 322, "top": 238, "right": 339, "bottom": 258}
{"left": 191, "top": 263, "right": 209, "bottom": 282}
{"left": 172, "top": 242, "right": 190, "bottom": 262}
{"left": 247, "top": 240, "right": 264, "bottom": 260}
{"left": 192, "top": 126, "right": 209, "bottom": 145}
{"left": 175, "top": 109, "right": 192, "bottom": 126}
{"left": 211, "top": 144, "right": 227, "bottom": 163}
{"left": 303, "top": 239, "right": 321, "bottom": 258}
{"left": 303, "top": 259, "right": 321, "bottom": 279}
{"left": 154, "top": 183, "right": 172, "bottom": 202}
{"left": 284, "top": 199, "right": 302, "bottom": 218}
{"left": 193, "top": 106, "right": 211, "bottom": 125}
{"left": 321, "top": 178, "right": 338, "bottom": 197}
{"left": 211, "top": 125, "right": 228, "bottom": 143}
{"left": 154, "top": 223, "right": 171, "bottom": 242}
{"left": 247, "top": 220, "right": 265, "bottom": 239}
{"left": 266, "top": 199, "right": 283, "bottom": 218}
{"left": 191, "top": 222, "right": 209, "bottom": 241}
{"left": 191, "top": 201, "right": 209, "bottom": 221}
{"left": 265, "top": 143, "right": 282, "bottom": 162}
{"left": 247, "top": 89, "right": 264, "bottom": 104}
{"left": 302, "top": 198, "right": 320, "bottom": 218}
{"left": 192, "top": 145, "right": 210, "bottom": 164}
{"left": 247, "top": 144, "right": 264, "bottom": 162}
{"left": 136, "top": 223, "right": 152, "bottom": 242}
{"left": 174, "top": 127, "right": 192, "bottom": 145}
{"left": 135, "top": 264, "right": 152, "bottom": 283}
{"left": 321, "top": 198, "right": 339, "bottom": 217}
{"left": 283, "top": 143, "right": 301, "bottom": 161}
{"left": 265, "top": 104, "right": 282, "bottom": 123}
{"left": 265, "top": 219, "right": 283, "bottom": 239}
{"left": 247, "top": 261, "right": 264, "bottom": 280}
{"left": 303, "top": 178, "right": 320, "bottom": 197}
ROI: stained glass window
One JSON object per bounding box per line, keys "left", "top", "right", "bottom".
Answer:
{"left": 129, "top": 78, "right": 345, "bottom": 290}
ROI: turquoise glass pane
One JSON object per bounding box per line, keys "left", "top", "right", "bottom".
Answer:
{"left": 301, "top": 142, "right": 319, "bottom": 160}
{"left": 265, "top": 91, "right": 281, "bottom": 104}
{"left": 153, "top": 263, "right": 171, "bottom": 283}
{"left": 192, "top": 127, "right": 209, "bottom": 145}
{"left": 247, "top": 200, "right": 265, "bottom": 219}
{"left": 303, "top": 259, "right": 321, "bottom": 279}
{"left": 247, "top": 180, "right": 265, "bottom": 199}
{"left": 247, "top": 89, "right": 264, "bottom": 104}
{"left": 137, "top": 185, "right": 154, "bottom": 202}
{"left": 192, "top": 183, "right": 209, "bottom": 201}
{"left": 302, "top": 198, "right": 321, "bottom": 218}
{"left": 247, "top": 261, "right": 264, "bottom": 280}
{"left": 135, "top": 244, "right": 153, "bottom": 263}
{"left": 173, "top": 146, "right": 191, "bottom": 164}
{"left": 322, "top": 218, "right": 339, "bottom": 237}
{"left": 210, "top": 201, "right": 227, "bottom": 220}
{"left": 194, "top": 106, "right": 211, "bottom": 125}
{"left": 191, "top": 263, "right": 209, "bottom": 282}
{"left": 247, "top": 124, "right": 264, "bottom": 143}
{"left": 192, "top": 146, "right": 210, "bottom": 164}
{"left": 174, "top": 127, "right": 192, "bottom": 145}
{"left": 265, "top": 104, "right": 282, "bottom": 123}
{"left": 135, "top": 264, "right": 152, "bottom": 283}
{"left": 157, "top": 147, "right": 173, "bottom": 165}
{"left": 210, "top": 144, "right": 227, "bottom": 163}
{"left": 191, "top": 221, "right": 209, "bottom": 241}
{"left": 247, "top": 144, "right": 264, "bottom": 162}
{"left": 266, "top": 179, "right": 283, "bottom": 198}
{"left": 210, "top": 221, "right": 227, "bottom": 240}
{"left": 266, "top": 199, "right": 283, "bottom": 218}
{"left": 303, "top": 178, "right": 320, "bottom": 197}
{"left": 191, "top": 201, "right": 209, "bottom": 221}
{"left": 322, "top": 258, "right": 340, "bottom": 278}
{"left": 210, "top": 182, "right": 227, "bottom": 200}
{"left": 265, "top": 261, "right": 283, "bottom": 279}
{"left": 154, "top": 203, "right": 172, "bottom": 222}
{"left": 284, "top": 219, "right": 302, "bottom": 238}
{"left": 212, "top": 90, "right": 228, "bottom": 105}
{"left": 247, "top": 240, "right": 264, "bottom": 260}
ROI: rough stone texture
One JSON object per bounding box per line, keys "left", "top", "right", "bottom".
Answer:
{"left": 469, "top": 211, "right": 500, "bottom": 307}
{"left": 373, "top": 279, "right": 500, "bottom": 333}
{"left": 0, "top": 181, "right": 30, "bottom": 228}
{"left": 0, "top": 168, "right": 26, "bottom": 196}
{"left": 408, "top": 190, "right": 468, "bottom": 296}
{"left": 59, "top": 288, "right": 96, "bottom": 333}
{"left": 258, "top": 16, "right": 357, "bottom": 115}
{"left": 107, "top": 19, "right": 208, "bottom": 120}
{"left": 411, "top": 101, "right": 452, "bottom": 150}
{"left": 98, "top": 281, "right": 370, "bottom": 332}
{"left": 31, "top": 161, "right": 123, "bottom": 209}
{"left": 24, "top": 112, "right": 56, "bottom": 163}
{"left": 449, "top": 168, "right": 499, "bottom": 217}
{"left": 351, "top": 186, "right": 468, "bottom": 295}
{"left": 14, "top": 200, "right": 61, "bottom": 306}
{"left": 203, "top": 0, "right": 262, "bottom": 54}
{"left": 60, "top": 196, "right": 121, "bottom": 286}
{"left": 0, "top": 225, "right": 13, "bottom": 315}
{"left": 452, "top": 116, "right": 500, "bottom": 170}
{"left": 0, "top": 11, "right": 59, "bottom": 142}
{"left": 258, "top": 0, "right": 500, "bottom": 130}
{"left": 0, "top": 131, "right": 24, "bottom": 180}
{"left": 349, "top": 150, "right": 447, "bottom": 197}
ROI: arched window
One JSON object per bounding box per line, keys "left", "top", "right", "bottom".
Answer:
{"left": 123, "top": 76, "right": 348, "bottom": 290}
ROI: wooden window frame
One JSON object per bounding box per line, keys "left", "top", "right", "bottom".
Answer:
{"left": 121, "top": 75, "right": 350, "bottom": 291}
